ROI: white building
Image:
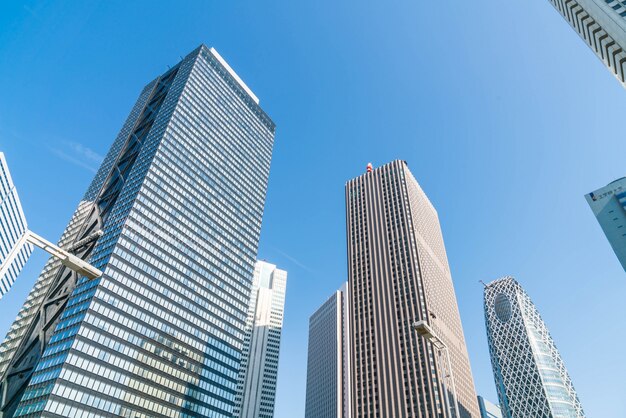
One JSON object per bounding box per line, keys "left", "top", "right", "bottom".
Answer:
{"left": 586, "top": 177, "right": 626, "bottom": 271}
{"left": 484, "top": 277, "right": 585, "bottom": 418}
{"left": 478, "top": 396, "right": 502, "bottom": 418}
{"left": 0, "top": 152, "right": 32, "bottom": 299}
{"left": 234, "top": 261, "right": 287, "bottom": 418}
{"left": 547, "top": 0, "right": 626, "bottom": 88}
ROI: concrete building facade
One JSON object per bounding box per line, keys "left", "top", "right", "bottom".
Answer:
{"left": 547, "top": 0, "right": 626, "bottom": 87}
{"left": 345, "top": 160, "right": 479, "bottom": 418}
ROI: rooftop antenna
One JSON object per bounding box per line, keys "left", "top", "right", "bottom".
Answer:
{"left": 479, "top": 280, "right": 487, "bottom": 287}
{"left": 366, "top": 162, "right": 373, "bottom": 173}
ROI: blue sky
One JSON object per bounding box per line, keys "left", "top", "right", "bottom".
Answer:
{"left": 0, "top": 1, "right": 624, "bottom": 417}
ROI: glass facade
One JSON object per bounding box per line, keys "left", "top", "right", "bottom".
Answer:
{"left": 0, "top": 152, "right": 32, "bottom": 299}
{"left": 585, "top": 177, "right": 626, "bottom": 271}
{"left": 0, "top": 44, "right": 275, "bottom": 418}
{"left": 484, "top": 277, "right": 585, "bottom": 418}
{"left": 305, "top": 287, "right": 347, "bottom": 418}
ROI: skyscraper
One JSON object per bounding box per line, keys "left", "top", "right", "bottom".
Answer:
{"left": 477, "top": 396, "right": 502, "bottom": 418}
{"left": 234, "top": 261, "right": 287, "bottom": 418}
{"left": 304, "top": 283, "right": 351, "bottom": 418}
{"left": 484, "top": 277, "right": 585, "bottom": 418}
{"left": 547, "top": 0, "right": 626, "bottom": 87}
{"left": 0, "top": 152, "right": 32, "bottom": 299}
{"left": 346, "top": 160, "right": 479, "bottom": 418}
{"left": 585, "top": 177, "right": 626, "bottom": 271}
{"left": 0, "top": 44, "right": 275, "bottom": 418}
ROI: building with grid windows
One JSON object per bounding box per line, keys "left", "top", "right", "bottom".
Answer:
{"left": 234, "top": 261, "right": 287, "bottom": 418}
{"left": 0, "top": 44, "right": 275, "bottom": 418}
{"left": 585, "top": 177, "right": 626, "bottom": 271}
{"left": 547, "top": 0, "right": 626, "bottom": 87}
{"left": 0, "top": 152, "right": 32, "bottom": 300}
{"left": 346, "top": 160, "right": 479, "bottom": 418}
{"left": 484, "top": 277, "right": 585, "bottom": 418}
{"left": 304, "top": 283, "right": 351, "bottom": 418}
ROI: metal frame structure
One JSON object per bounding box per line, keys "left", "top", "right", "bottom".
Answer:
{"left": 412, "top": 320, "right": 460, "bottom": 418}
{"left": 0, "top": 230, "right": 102, "bottom": 282}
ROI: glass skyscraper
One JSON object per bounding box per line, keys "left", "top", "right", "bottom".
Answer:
{"left": 234, "top": 261, "right": 287, "bottom": 418}
{"left": 585, "top": 177, "right": 626, "bottom": 271}
{"left": 346, "top": 161, "right": 479, "bottom": 418}
{"left": 484, "top": 277, "right": 585, "bottom": 418}
{"left": 547, "top": 0, "right": 626, "bottom": 87}
{"left": 304, "top": 283, "right": 351, "bottom": 418}
{"left": 0, "top": 44, "right": 275, "bottom": 418}
{"left": 0, "top": 152, "right": 32, "bottom": 299}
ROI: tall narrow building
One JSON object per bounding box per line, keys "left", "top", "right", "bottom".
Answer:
{"left": 0, "top": 44, "right": 275, "bottom": 418}
{"left": 304, "top": 283, "right": 351, "bottom": 418}
{"left": 484, "top": 277, "right": 585, "bottom": 418}
{"left": 234, "top": 261, "right": 287, "bottom": 418}
{"left": 547, "top": 0, "right": 626, "bottom": 87}
{"left": 0, "top": 152, "right": 32, "bottom": 299}
{"left": 346, "top": 160, "right": 479, "bottom": 418}
{"left": 585, "top": 177, "right": 626, "bottom": 271}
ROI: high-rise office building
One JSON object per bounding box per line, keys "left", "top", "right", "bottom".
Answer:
{"left": 234, "top": 261, "right": 287, "bottom": 418}
{"left": 484, "top": 277, "right": 585, "bottom": 418}
{"left": 585, "top": 177, "right": 626, "bottom": 271}
{"left": 304, "top": 283, "right": 351, "bottom": 418}
{"left": 477, "top": 396, "right": 502, "bottom": 418}
{"left": 0, "top": 44, "right": 275, "bottom": 418}
{"left": 0, "top": 152, "right": 32, "bottom": 299}
{"left": 346, "top": 160, "right": 479, "bottom": 418}
{"left": 547, "top": 0, "right": 626, "bottom": 87}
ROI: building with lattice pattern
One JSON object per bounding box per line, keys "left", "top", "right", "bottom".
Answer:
{"left": 484, "top": 277, "right": 585, "bottom": 418}
{"left": 346, "top": 160, "right": 479, "bottom": 418}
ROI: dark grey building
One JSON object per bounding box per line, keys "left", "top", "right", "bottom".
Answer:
{"left": 305, "top": 283, "right": 350, "bottom": 418}
{"left": 0, "top": 45, "right": 275, "bottom": 418}
{"left": 346, "top": 160, "right": 479, "bottom": 418}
